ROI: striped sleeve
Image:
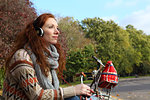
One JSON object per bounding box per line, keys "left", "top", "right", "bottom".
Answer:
{"left": 9, "top": 49, "right": 62, "bottom": 100}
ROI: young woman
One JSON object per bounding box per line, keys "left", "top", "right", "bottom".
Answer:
{"left": 2, "top": 13, "right": 94, "bottom": 100}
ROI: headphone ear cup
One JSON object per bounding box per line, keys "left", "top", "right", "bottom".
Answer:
{"left": 34, "top": 27, "right": 44, "bottom": 37}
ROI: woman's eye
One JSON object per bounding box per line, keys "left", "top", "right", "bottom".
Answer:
{"left": 57, "top": 28, "right": 61, "bottom": 33}
{"left": 57, "top": 28, "right": 60, "bottom": 31}
{"left": 49, "top": 25, "right": 53, "bottom": 28}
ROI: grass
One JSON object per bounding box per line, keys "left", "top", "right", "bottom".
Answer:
{"left": 119, "top": 76, "right": 137, "bottom": 79}
{"left": 60, "top": 75, "right": 150, "bottom": 88}
{"left": 0, "top": 68, "right": 4, "bottom": 89}
{"left": 60, "top": 75, "right": 142, "bottom": 87}
{"left": 119, "top": 74, "right": 150, "bottom": 79}
{"left": 60, "top": 80, "right": 93, "bottom": 87}
{"left": 0, "top": 90, "right": 2, "bottom": 96}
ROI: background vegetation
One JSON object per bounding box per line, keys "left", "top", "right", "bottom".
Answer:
{"left": 0, "top": 0, "right": 150, "bottom": 88}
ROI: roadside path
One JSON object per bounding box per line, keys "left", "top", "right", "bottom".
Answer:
{"left": 111, "top": 76, "right": 150, "bottom": 100}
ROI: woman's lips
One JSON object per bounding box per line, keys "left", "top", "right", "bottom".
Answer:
{"left": 53, "top": 36, "right": 58, "bottom": 39}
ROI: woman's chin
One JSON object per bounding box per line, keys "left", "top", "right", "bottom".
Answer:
{"left": 49, "top": 41, "right": 57, "bottom": 45}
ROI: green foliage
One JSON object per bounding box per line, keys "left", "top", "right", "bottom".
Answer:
{"left": 126, "top": 25, "right": 150, "bottom": 75}
{"left": 80, "top": 18, "right": 150, "bottom": 76}
{"left": 0, "top": 68, "right": 4, "bottom": 89}
{"left": 61, "top": 17, "right": 150, "bottom": 78}
{"left": 64, "top": 44, "right": 97, "bottom": 82}
{"left": 58, "top": 17, "right": 92, "bottom": 53}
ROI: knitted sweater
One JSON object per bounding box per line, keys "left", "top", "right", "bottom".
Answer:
{"left": 2, "top": 49, "right": 76, "bottom": 100}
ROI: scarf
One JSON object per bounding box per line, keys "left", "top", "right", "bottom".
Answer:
{"left": 25, "top": 44, "right": 59, "bottom": 89}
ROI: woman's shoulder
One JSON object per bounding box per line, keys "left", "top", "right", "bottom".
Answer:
{"left": 9, "top": 49, "right": 33, "bottom": 68}
{"left": 15, "top": 49, "right": 31, "bottom": 60}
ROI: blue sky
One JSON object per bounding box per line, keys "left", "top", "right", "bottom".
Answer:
{"left": 32, "top": 0, "right": 150, "bottom": 35}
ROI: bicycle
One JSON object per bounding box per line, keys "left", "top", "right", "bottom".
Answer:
{"left": 79, "top": 56, "right": 118, "bottom": 100}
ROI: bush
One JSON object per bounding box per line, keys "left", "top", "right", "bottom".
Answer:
{"left": 0, "top": 68, "right": 4, "bottom": 89}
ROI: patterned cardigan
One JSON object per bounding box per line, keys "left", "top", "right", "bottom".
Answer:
{"left": 2, "top": 49, "right": 76, "bottom": 100}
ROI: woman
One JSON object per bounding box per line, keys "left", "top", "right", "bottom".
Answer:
{"left": 2, "top": 13, "right": 94, "bottom": 100}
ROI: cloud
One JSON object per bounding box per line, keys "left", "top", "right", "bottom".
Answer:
{"left": 120, "top": 6, "right": 150, "bottom": 35}
{"left": 105, "top": 0, "right": 123, "bottom": 8}
{"left": 105, "top": 0, "right": 139, "bottom": 8}
{"left": 102, "top": 15, "right": 118, "bottom": 22}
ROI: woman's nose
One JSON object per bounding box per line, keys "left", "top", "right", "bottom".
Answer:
{"left": 54, "top": 28, "right": 60, "bottom": 34}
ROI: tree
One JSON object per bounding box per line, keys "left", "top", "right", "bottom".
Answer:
{"left": 81, "top": 18, "right": 135, "bottom": 76}
{"left": 126, "top": 25, "right": 150, "bottom": 75}
{"left": 58, "top": 17, "right": 92, "bottom": 53}
{"left": 0, "top": 0, "right": 37, "bottom": 67}
{"left": 64, "top": 44, "right": 96, "bottom": 82}
{"left": 58, "top": 17, "right": 95, "bottom": 82}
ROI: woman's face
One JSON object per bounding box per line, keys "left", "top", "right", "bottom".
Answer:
{"left": 42, "top": 18, "right": 60, "bottom": 44}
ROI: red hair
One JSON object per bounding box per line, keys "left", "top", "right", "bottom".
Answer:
{"left": 5, "top": 13, "right": 66, "bottom": 77}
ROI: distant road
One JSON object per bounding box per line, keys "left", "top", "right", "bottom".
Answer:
{"left": 111, "top": 76, "right": 150, "bottom": 100}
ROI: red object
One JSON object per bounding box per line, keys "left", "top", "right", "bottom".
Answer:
{"left": 76, "top": 72, "right": 86, "bottom": 77}
{"left": 98, "top": 61, "right": 118, "bottom": 89}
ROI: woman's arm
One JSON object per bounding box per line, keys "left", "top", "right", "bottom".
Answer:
{"left": 9, "top": 49, "right": 76, "bottom": 100}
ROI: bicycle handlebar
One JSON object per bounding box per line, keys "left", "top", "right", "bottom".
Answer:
{"left": 92, "top": 56, "right": 105, "bottom": 67}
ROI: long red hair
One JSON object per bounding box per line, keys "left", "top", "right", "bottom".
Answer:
{"left": 5, "top": 13, "right": 66, "bottom": 77}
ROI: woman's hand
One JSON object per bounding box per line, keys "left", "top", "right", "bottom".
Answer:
{"left": 74, "top": 84, "right": 94, "bottom": 96}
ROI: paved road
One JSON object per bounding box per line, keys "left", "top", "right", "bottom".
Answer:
{"left": 111, "top": 76, "right": 150, "bottom": 100}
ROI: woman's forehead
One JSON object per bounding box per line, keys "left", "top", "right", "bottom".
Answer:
{"left": 45, "top": 18, "right": 58, "bottom": 26}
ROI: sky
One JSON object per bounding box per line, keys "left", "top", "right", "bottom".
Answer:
{"left": 32, "top": 0, "right": 150, "bottom": 35}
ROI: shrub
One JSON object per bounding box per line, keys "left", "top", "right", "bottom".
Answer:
{"left": 0, "top": 68, "right": 4, "bottom": 89}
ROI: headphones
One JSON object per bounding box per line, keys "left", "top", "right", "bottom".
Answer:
{"left": 33, "top": 19, "right": 44, "bottom": 37}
